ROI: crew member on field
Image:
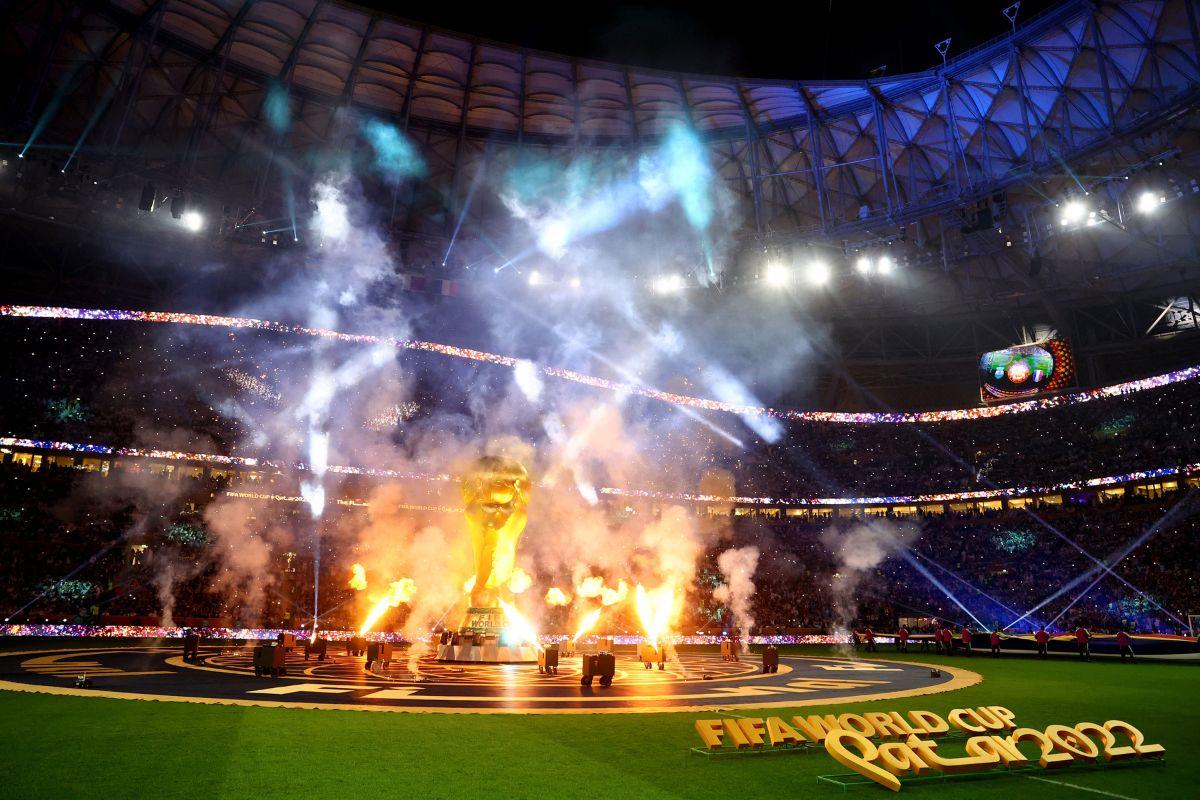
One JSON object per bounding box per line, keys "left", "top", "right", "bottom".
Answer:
{"left": 1034, "top": 625, "right": 1050, "bottom": 659}
{"left": 1116, "top": 628, "right": 1135, "bottom": 660}
{"left": 865, "top": 625, "right": 877, "bottom": 652}
{"left": 897, "top": 625, "right": 909, "bottom": 653}
{"left": 989, "top": 628, "right": 1001, "bottom": 657}
{"left": 960, "top": 625, "right": 972, "bottom": 656}
{"left": 1074, "top": 624, "right": 1091, "bottom": 660}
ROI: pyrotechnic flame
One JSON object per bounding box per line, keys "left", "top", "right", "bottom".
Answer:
{"left": 572, "top": 607, "right": 603, "bottom": 642}
{"left": 462, "top": 576, "right": 475, "bottom": 594}
{"left": 498, "top": 599, "right": 543, "bottom": 652}
{"left": 544, "top": 587, "right": 572, "bottom": 606}
{"left": 359, "top": 578, "right": 417, "bottom": 635}
{"left": 576, "top": 575, "right": 604, "bottom": 598}
{"left": 348, "top": 563, "right": 368, "bottom": 591}
{"left": 634, "top": 582, "right": 677, "bottom": 651}
{"left": 600, "top": 579, "right": 629, "bottom": 606}
{"left": 507, "top": 567, "right": 532, "bottom": 595}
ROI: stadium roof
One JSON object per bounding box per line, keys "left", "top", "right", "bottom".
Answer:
{"left": 8, "top": 0, "right": 1197, "bottom": 236}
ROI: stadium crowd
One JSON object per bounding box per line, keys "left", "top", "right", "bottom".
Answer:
{"left": 2, "top": 460, "right": 1195, "bottom": 637}
{"left": 0, "top": 319, "right": 1197, "bottom": 638}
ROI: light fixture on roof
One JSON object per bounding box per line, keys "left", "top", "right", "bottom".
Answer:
{"left": 182, "top": 211, "right": 204, "bottom": 233}
{"left": 1136, "top": 191, "right": 1165, "bottom": 215}
{"left": 764, "top": 261, "right": 791, "bottom": 287}
{"left": 652, "top": 274, "right": 684, "bottom": 295}
{"left": 1060, "top": 199, "right": 1087, "bottom": 226}
{"left": 805, "top": 260, "right": 831, "bottom": 287}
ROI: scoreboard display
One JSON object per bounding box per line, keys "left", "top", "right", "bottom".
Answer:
{"left": 978, "top": 339, "right": 1075, "bottom": 403}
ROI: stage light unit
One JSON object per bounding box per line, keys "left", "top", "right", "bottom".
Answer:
{"left": 804, "top": 260, "right": 830, "bottom": 286}
{"left": 764, "top": 261, "right": 791, "bottom": 287}
{"left": 181, "top": 211, "right": 204, "bottom": 232}
{"left": 652, "top": 274, "right": 683, "bottom": 295}
{"left": 1136, "top": 191, "right": 1165, "bottom": 215}
{"left": 527, "top": 270, "right": 542, "bottom": 287}
{"left": 855, "top": 256, "right": 873, "bottom": 275}
{"left": 1060, "top": 199, "right": 1086, "bottom": 226}
{"left": 876, "top": 255, "right": 894, "bottom": 275}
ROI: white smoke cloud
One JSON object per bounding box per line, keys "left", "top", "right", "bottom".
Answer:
{"left": 713, "top": 545, "right": 759, "bottom": 651}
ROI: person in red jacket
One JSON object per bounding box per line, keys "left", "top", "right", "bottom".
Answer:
{"left": 1116, "top": 628, "right": 1134, "bottom": 660}
{"left": 1074, "top": 625, "right": 1091, "bottom": 660}
{"left": 897, "top": 626, "right": 910, "bottom": 653}
{"left": 959, "top": 625, "right": 973, "bottom": 656}
{"left": 865, "top": 626, "right": 877, "bottom": 652}
{"left": 941, "top": 626, "right": 955, "bottom": 655}
{"left": 989, "top": 628, "right": 1001, "bottom": 657}
{"left": 1034, "top": 625, "right": 1050, "bottom": 659}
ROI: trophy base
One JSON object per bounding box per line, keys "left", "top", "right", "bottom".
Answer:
{"left": 458, "top": 606, "right": 507, "bottom": 637}
{"left": 436, "top": 642, "right": 538, "bottom": 663}
{"left": 437, "top": 606, "right": 538, "bottom": 663}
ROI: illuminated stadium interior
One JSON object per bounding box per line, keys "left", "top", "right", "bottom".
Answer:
{"left": 2, "top": 1, "right": 1199, "bottom": 797}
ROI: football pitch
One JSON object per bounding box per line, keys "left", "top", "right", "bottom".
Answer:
{"left": 0, "top": 643, "right": 1193, "bottom": 799}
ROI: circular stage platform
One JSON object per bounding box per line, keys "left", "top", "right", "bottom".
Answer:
{"left": 0, "top": 643, "right": 979, "bottom": 714}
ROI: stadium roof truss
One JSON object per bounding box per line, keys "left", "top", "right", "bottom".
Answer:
{"left": 7, "top": 0, "right": 1200, "bottom": 225}
{"left": 4, "top": 0, "right": 1200, "bottom": 322}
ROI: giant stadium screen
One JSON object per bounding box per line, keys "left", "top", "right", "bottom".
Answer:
{"left": 978, "top": 339, "right": 1075, "bottom": 403}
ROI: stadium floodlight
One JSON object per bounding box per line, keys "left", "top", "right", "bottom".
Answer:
{"left": 1136, "top": 191, "right": 1165, "bottom": 215}
{"left": 527, "top": 270, "right": 542, "bottom": 286}
{"left": 182, "top": 211, "right": 204, "bottom": 232}
{"left": 569, "top": 276, "right": 581, "bottom": 289}
{"left": 855, "top": 256, "right": 873, "bottom": 275}
{"left": 876, "top": 255, "right": 894, "bottom": 275}
{"left": 764, "top": 261, "right": 791, "bottom": 287}
{"left": 1060, "top": 200, "right": 1087, "bottom": 226}
{"left": 805, "top": 260, "right": 830, "bottom": 287}
{"left": 653, "top": 274, "right": 684, "bottom": 295}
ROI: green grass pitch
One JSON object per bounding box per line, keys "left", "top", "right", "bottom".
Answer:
{"left": 0, "top": 645, "right": 1194, "bottom": 799}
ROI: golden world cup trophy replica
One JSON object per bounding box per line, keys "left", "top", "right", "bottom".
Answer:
{"left": 437, "top": 455, "right": 538, "bottom": 663}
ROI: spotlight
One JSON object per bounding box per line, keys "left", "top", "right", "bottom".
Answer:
{"left": 652, "top": 274, "right": 683, "bottom": 294}
{"left": 1060, "top": 200, "right": 1086, "bottom": 226}
{"left": 569, "top": 276, "right": 581, "bottom": 289}
{"left": 804, "top": 260, "right": 830, "bottom": 286}
{"left": 855, "top": 256, "right": 873, "bottom": 275}
{"left": 527, "top": 270, "right": 542, "bottom": 287}
{"left": 764, "top": 261, "right": 791, "bottom": 287}
{"left": 181, "top": 211, "right": 204, "bottom": 232}
{"left": 876, "top": 255, "right": 893, "bottom": 275}
{"left": 1136, "top": 191, "right": 1165, "bottom": 215}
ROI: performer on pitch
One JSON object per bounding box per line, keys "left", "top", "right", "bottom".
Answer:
{"left": 1074, "top": 624, "right": 1091, "bottom": 660}
{"left": 989, "top": 628, "right": 1001, "bottom": 657}
{"left": 1035, "top": 625, "right": 1050, "bottom": 659}
{"left": 897, "top": 625, "right": 909, "bottom": 653}
{"left": 959, "top": 624, "right": 972, "bottom": 656}
{"left": 1116, "top": 628, "right": 1135, "bottom": 660}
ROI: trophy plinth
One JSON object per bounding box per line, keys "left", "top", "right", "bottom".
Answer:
{"left": 435, "top": 608, "right": 538, "bottom": 663}
{"left": 459, "top": 607, "right": 506, "bottom": 637}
